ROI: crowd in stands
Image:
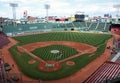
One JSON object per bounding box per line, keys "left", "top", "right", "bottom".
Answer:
{"left": 0, "top": 32, "right": 10, "bottom": 49}
{"left": 0, "top": 31, "right": 11, "bottom": 82}
{"left": 0, "top": 51, "right": 8, "bottom": 83}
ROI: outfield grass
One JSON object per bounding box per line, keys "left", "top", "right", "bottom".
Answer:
{"left": 9, "top": 32, "right": 112, "bottom": 80}
{"left": 13, "top": 32, "right": 112, "bottom": 46}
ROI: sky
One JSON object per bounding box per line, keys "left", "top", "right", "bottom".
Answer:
{"left": 0, "top": 0, "right": 120, "bottom": 19}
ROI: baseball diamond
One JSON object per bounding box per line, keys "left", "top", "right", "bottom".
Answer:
{"left": 8, "top": 32, "right": 112, "bottom": 80}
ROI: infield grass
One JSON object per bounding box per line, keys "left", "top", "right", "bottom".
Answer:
{"left": 32, "top": 44, "right": 78, "bottom": 61}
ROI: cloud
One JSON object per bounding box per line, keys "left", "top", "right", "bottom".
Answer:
{"left": 0, "top": 0, "right": 119, "bottom": 18}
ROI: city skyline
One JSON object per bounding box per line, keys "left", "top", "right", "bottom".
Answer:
{"left": 0, "top": 0, "right": 120, "bottom": 19}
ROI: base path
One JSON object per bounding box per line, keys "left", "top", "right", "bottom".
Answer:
{"left": 22, "top": 41, "right": 97, "bottom": 54}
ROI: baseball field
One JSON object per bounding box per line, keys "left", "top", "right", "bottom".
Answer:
{"left": 9, "top": 32, "right": 112, "bottom": 80}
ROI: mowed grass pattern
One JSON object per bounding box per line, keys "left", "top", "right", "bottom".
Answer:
{"left": 32, "top": 44, "right": 78, "bottom": 61}
{"left": 9, "top": 32, "right": 113, "bottom": 80}
{"left": 13, "top": 32, "right": 112, "bottom": 46}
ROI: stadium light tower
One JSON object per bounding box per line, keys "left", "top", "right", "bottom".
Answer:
{"left": 45, "top": 4, "right": 50, "bottom": 22}
{"left": 113, "top": 4, "right": 120, "bottom": 23}
{"left": 9, "top": 3, "right": 18, "bottom": 25}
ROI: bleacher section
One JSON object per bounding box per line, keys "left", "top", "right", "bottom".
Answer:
{"left": 3, "top": 22, "right": 111, "bottom": 36}
{"left": 84, "top": 61, "right": 120, "bottom": 83}
{"left": 0, "top": 52, "right": 7, "bottom": 83}
{"left": 0, "top": 59, "right": 3, "bottom": 83}
{"left": 103, "top": 23, "right": 111, "bottom": 32}
{"left": 96, "top": 22, "right": 105, "bottom": 31}
{"left": 0, "top": 32, "right": 10, "bottom": 48}
{"left": 88, "top": 22, "right": 98, "bottom": 31}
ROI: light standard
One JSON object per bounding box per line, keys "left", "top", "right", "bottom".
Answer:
{"left": 113, "top": 4, "right": 120, "bottom": 23}
{"left": 9, "top": 3, "right": 18, "bottom": 26}
{"left": 45, "top": 4, "right": 50, "bottom": 22}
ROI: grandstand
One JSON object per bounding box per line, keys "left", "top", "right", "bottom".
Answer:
{"left": 0, "top": 52, "right": 8, "bottom": 83}
{"left": 84, "top": 61, "right": 120, "bottom": 83}
{"left": 84, "top": 25, "right": 120, "bottom": 83}
{"left": 0, "top": 27, "right": 10, "bottom": 83}
{"left": 3, "top": 22, "right": 111, "bottom": 36}
{"left": 0, "top": 32, "right": 10, "bottom": 83}
{"left": 0, "top": 32, "right": 10, "bottom": 48}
